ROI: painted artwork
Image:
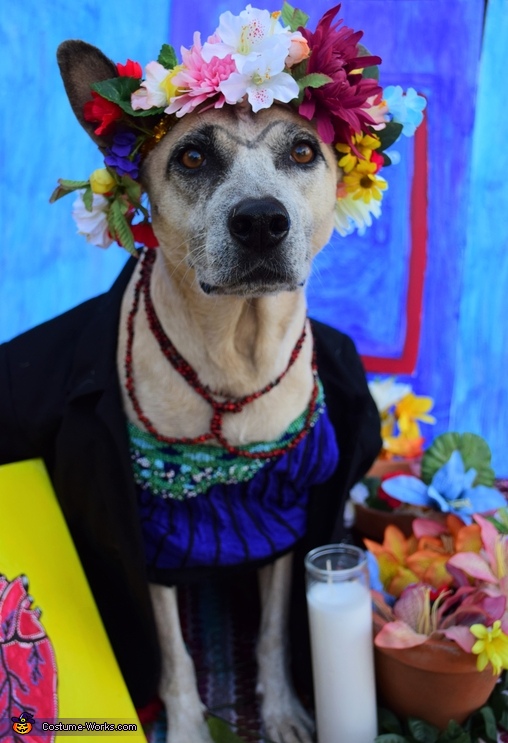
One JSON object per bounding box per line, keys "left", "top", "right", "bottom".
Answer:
{"left": 1, "top": 0, "right": 507, "bottom": 473}
{"left": 0, "top": 577, "right": 57, "bottom": 743}
{"left": 0, "top": 460, "right": 146, "bottom": 741}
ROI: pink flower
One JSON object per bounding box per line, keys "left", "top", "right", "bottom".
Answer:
{"left": 298, "top": 4, "right": 382, "bottom": 146}
{"left": 165, "top": 32, "right": 237, "bottom": 117}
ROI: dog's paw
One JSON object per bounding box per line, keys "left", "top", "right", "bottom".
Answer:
{"left": 162, "top": 691, "right": 213, "bottom": 743}
{"left": 259, "top": 690, "right": 315, "bottom": 743}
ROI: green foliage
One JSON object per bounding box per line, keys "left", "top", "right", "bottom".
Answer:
{"left": 363, "top": 476, "right": 393, "bottom": 511}
{"left": 92, "top": 77, "right": 165, "bottom": 118}
{"left": 158, "top": 44, "right": 178, "bottom": 70}
{"left": 49, "top": 179, "right": 90, "bottom": 203}
{"left": 357, "top": 43, "right": 380, "bottom": 81}
{"left": 82, "top": 187, "right": 93, "bottom": 212}
{"left": 421, "top": 433, "right": 495, "bottom": 486}
{"left": 487, "top": 507, "right": 508, "bottom": 534}
{"left": 376, "top": 676, "right": 508, "bottom": 742}
{"left": 207, "top": 716, "right": 246, "bottom": 743}
{"left": 297, "top": 73, "right": 332, "bottom": 91}
{"left": 281, "top": 2, "right": 309, "bottom": 31}
{"left": 107, "top": 199, "right": 137, "bottom": 257}
{"left": 376, "top": 121, "right": 404, "bottom": 152}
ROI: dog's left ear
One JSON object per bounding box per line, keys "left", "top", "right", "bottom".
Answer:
{"left": 57, "top": 40, "right": 118, "bottom": 150}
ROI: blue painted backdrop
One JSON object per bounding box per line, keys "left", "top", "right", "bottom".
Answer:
{"left": 1, "top": 0, "right": 507, "bottom": 475}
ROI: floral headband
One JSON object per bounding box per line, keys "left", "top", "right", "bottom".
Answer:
{"left": 51, "top": 2, "right": 426, "bottom": 254}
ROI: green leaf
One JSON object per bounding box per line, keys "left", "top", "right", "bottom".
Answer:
{"left": 107, "top": 199, "right": 137, "bottom": 257}
{"left": 82, "top": 186, "right": 93, "bottom": 212}
{"left": 362, "top": 64, "right": 380, "bottom": 81}
{"left": 281, "top": 2, "right": 309, "bottom": 31}
{"left": 357, "top": 43, "right": 379, "bottom": 81}
{"left": 421, "top": 433, "right": 495, "bottom": 486}
{"left": 436, "top": 720, "right": 471, "bottom": 743}
{"left": 207, "top": 716, "right": 245, "bottom": 743}
{"left": 376, "top": 121, "right": 403, "bottom": 151}
{"left": 58, "top": 178, "right": 90, "bottom": 189}
{"left": 289, "top": 58, "right": 309, "bottom": 82}
{"left": 120, "top": 175, "right": 143, "bottom": 206}
{"left": 49, "top": 179, "right": 90, "bottom": 203}
{"left": 381, "top": 152, "right": 393, "bottom": 168}
{"left": 92, "top": 76, "right": 140, "bottom": 105}
{"left": 158, "top": 43, "right": 178, "bottom": 70}
{"left": 408, "top": 717, "right": 439, "bottom": 743}
{"left": 297, "top": 73, "right": 332, "bottom": 91}
{"left": 378, "top": 707, "right": 404, "bottom": 734}
{"left": 374, "top": 735, "right": 409, "bottom": 743}
{"left": 478, "top": 706, "right": 498, "bottom": 742}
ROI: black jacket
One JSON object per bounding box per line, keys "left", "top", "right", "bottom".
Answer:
{"left": 0, "top": 257, "right": 381, "bottom": 707}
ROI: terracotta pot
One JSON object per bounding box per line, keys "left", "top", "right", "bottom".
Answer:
{"left": 372, "top": 615, "right": 499, "bottom": 730}
{"left": 354, "top": 503, "right": 417, "bottom": 541}
{"left": 366, "top": 457, "right": 421, "bottom": 479}
{"left": 354, "top": 457, "right": 433, "bottom": 541}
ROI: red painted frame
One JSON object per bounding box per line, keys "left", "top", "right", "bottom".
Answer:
{"left": 361, "top": 114, "right": 428, "bottom": 375}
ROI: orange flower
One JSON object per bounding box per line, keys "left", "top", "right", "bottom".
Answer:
{"left": 364, "top": 516, "right": 482, "bottom": 598}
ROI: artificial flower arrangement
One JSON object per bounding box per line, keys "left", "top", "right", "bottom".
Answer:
{"left": 50, "top": 2, "right": 426, "bottom": 252}
{"left": 367, "top": 510, "right": 508, "bottom": 739}
{"left": 362, "top": 431, "right": 508, "bottom": 739}
{"left": 368, "top": 377, "right": 436, "bottom": 461}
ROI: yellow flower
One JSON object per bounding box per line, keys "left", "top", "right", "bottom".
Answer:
{"left": 89, "top": 168, "right": 116, "bottom": 194}
{"left": 160, "top": 64, "right": 184, "bottom": 101}
{"left": 395, "top": 392, "right": 436, "bottom": 440}
{"left": 470, "top": 621, "right": 508, "bottom": 675}
{"left": 343, "top": 160, "right": 387, "bottom": 203}
{"left": 383, "top": 433, "right": 425, "bottom": 459}
{"left": 336, "top": 132, "right": 381, "bottom": 174}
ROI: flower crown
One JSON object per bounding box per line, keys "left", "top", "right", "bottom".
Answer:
{"left": 51, "top": 2, "right": 426, "bottom": 255}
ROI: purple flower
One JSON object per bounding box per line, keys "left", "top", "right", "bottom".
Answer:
{"left": 104, "top": 131, "right": 141, "bottom": 178}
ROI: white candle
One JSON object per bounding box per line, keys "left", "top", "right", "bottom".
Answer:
{"left": 306, "top": 563, "right": 377, "bottom": 742}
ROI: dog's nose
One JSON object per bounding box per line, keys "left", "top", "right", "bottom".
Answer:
{"left": 228, "top": 198, "right": 290, "bottom": 252}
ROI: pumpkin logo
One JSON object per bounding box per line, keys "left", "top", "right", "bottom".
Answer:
{"left": 11, "top": 711, "right": 35, "bottom": 735}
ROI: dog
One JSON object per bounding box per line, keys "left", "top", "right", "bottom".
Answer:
{"left": 56, "top": 37, "right": 340, "bottom": 743}
{"left": 0, "top": 11, "right": 389, "bottom": 740}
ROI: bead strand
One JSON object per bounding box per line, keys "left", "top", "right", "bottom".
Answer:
{"left": 124, "top": 248, "right": 319, "bottom": 459}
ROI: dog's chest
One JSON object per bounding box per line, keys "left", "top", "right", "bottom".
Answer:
{"left": 116, "top": 264, "right": 314, "bottom": 446}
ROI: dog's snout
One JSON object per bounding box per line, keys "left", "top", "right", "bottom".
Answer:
{"left": 228, "top": 198, "right": 290, "bottom": 252}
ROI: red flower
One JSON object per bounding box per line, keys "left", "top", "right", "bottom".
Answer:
{"left": 377, "top": 470, "right": 408, "bottom": 510}
{"left": 83, "top": 91, "right": 122, "bottom": 135}
{"left": 371, "top": 150, "right": 384, "bottom": 173}
{"left": 298, "top": 4, "right": 382, "bottom": 146}
{"left": 117, "top": 59, "right": 143, "bottom": 78}
{"left": 131, "top": 222, "right": 159, "bottom": 248}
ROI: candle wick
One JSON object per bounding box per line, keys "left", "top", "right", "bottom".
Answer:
{"left": 326, "top": 558, "right": 332, "bottom": 584}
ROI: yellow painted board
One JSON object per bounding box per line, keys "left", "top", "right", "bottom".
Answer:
{"left": 0, "top": 459, "right": 146, "bottom": 741}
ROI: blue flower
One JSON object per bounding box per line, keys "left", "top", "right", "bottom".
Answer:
{"left": 383, "top": 86, "right": 427, "bottom": 137}
{"left": 381, "top": 450, "right": 505, "bottom": 523}
{"left": 104, "top": 131, "right": 141, "bottom": 178}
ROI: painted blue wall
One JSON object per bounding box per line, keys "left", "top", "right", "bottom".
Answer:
{"left": 1, "top": 1, "right": 507, "bottom": 475}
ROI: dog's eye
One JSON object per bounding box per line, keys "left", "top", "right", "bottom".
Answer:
{"left": 179, "top": 148, "right": 206, "bottom": 169}
{"left": 290, "top": 142, "right": 316, "bottom": 165}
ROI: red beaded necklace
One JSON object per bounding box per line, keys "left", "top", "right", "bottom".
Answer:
{"left": 124, "top": 249, "right": 319, "bottom": 459}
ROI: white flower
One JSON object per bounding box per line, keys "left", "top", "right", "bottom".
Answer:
{"left": 72, "top": 191, "right": 113, "bottom": 248}
{"left": 131, "top": 61, "right": 175, "bottom": 110}
{"left": 219, "top": 49, "right": 299, "bottom": 112}
{"left": 334, "top": 190, "right": 383, "bottom": 236}
{"left": 368, "top": 377, "right": 413, "bottom": 413}
{"left": 383, "top": 85, "right": 427, "bottom": 137}
{"left": 202, "top": 5, "right": 296, "bottom": 73}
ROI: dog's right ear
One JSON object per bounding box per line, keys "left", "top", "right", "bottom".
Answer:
{"left": 57, "top": 40, "right": 118, "bottom": 148}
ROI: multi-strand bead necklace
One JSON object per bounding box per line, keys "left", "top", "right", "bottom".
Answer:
{"left": 124, "top": 249, "right": 319, "bottom": 460}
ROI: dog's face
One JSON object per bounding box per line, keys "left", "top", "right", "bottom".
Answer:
{"left": 143, "top": 104, "right": 339, "bottom": 297}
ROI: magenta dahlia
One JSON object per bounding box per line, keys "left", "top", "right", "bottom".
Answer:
{"left": 298, "top": 4, "right": 382, "bottom": 146}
